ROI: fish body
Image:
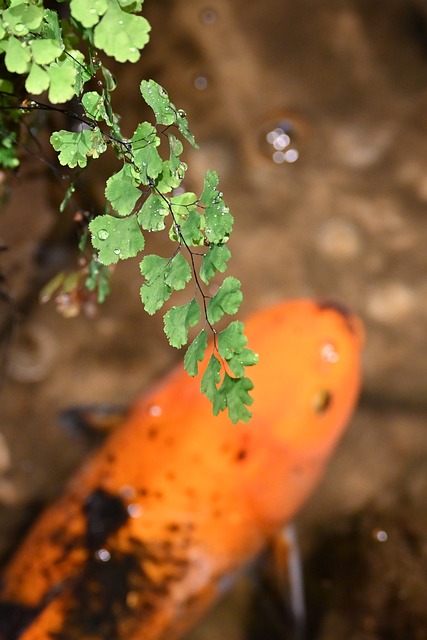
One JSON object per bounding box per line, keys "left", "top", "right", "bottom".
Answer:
{"left": 0, "top": 299, "right": 364, "bottom": 640}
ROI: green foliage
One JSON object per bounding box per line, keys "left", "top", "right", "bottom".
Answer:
{"left": 164, "top": 300, "right": 200, "bottom": 349}
{"left": 0, "top": 0, "right": 258, "bottom": 422}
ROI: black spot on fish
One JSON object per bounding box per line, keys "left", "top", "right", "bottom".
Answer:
{"left": 0, "top": 601, "right": 41, "bottom": 640}
{"left": 53, "top": 538, "right": 191, "bottom": 640}
{"left": 312, "top": 389, "right": 333, "bottom": 414}
{"left": 147, "top": 427, "right": 158, "bottom": 439}
{"left": 83, "top": 488, "right": 129, "bottom": 551}
{"left": 235, "top": 448, "right": 248, "bottom": 462}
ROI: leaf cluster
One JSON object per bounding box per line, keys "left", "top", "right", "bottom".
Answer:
{"left": 0, "top": 1, "right": 258, "bottom": 422}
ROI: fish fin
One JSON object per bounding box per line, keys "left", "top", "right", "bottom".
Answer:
{"left": 59, "top": 405, "right": 129, "bottom": 444}
{"left": 246, "top": 524, "right": 306, "bottom": 640}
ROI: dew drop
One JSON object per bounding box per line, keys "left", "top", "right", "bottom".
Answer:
{"left": 177, "top": 109, "right": 187, "bottom": 118}
{"left": 118, "top": 19, "right": 124, "bottom": 25}
{"left": 129, "top": 47, "right": 137, "bottom": 53}
{"left": 15, "top": 23, "right": 24, "bottom": 32}
{"left": 97, "top": 229, "right": 109, "bottom": 240}
{"left": 89, "top": 7, "right": 96, "bottom": 13}
{"left": 159, "top": 87, "right": 168, "bottom": 97}
{"left": 113, "top": 248, "right": 121, "bottom": 255}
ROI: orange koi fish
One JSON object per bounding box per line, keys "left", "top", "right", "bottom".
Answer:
{"left": 0, "top": 299, "right": 363, "bottom": 640}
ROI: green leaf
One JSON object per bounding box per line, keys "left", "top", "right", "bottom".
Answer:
{"left": 140, "top": 79, "right": 175, "bottom": 126}
{"left": 50, "top": 129, "right": 107, "bottom": 168}
{"left": 217, "top": 321, "right": 259, "bottom": 377}
{"left": 164, "top": 252, "right": 191, "bottom": 290}
{"left": 85, "top": 258, "right": 111, "bottom": 303}
{"left": 30, "top": 38, "right": 62, "bottom": 64}
{"left": 170, "top": 191, "right": 198, "bottom": 214}
{"left": 105, "top": 164, "right": 141, "bottom": 216}
{"left": 226, "top": 348, "right": 259, "bottom": 378}
{"left": 5, "top": 37, "right": 30, "bottom": 73}
{"left": 89, "top": 214, "right": 145, "bottom": 265}
{"left": 94, "top": 0, "right": 150, "bottom": 63}
{"left": 154, "top": 160, "right": 184, "bottom": 194}
{"left": 217, "top": 321, "right": 248, "bottom": 359}
{"left": 140, "top": 79, "right": 198, "bottom": 148}
{"left": 140, "top": 255, "right": 172, "bottom": 315}
{"left": 47, "top": 60, "right": 77, "bottom": 103}
{"left": 2, "top": 3, "right": 43, "bottom": 36}
{"left": 41, "top": 9, "right": 62, "bottom": 44}
{"left": 59, "top": 181, "right": 75, "bottom": 213}
{"left": 137, "top": 194, "right": 169, "bottom": 231}
{"left": 216, "top": 374, "right": 254, "bottom": 424}
{"left": 25, "top": 62, "right": 49, "bottom": 94}
{"left": 82, "top": 91, "right": 109, "bottom": 122}
{"left": 180, "top": 209, "right": 205, "bottom": 246}
{"left": 201, "top": 354, "right": 222, "bottom": 403}
{"left": 176, "top": 108, "right": 197, "bottom": 148}
{"left": 207, "top": 276, "right": 243, "bottom": 324}
{"left": 139, "top": 252, "right": 191, "bottom": 315}
{"left": 168, "top": 134, "right": 183, "bottom": 171}
{"left": 200, "top": 244, "right": 231, "bottom": 285}
{"left": 184, "top": 329, "right": 208, "bottom": 376}
{"left": 200, "top": 170, "right": 234, "bottom": 244}
{"left": 118, "top": 0, "right": 144, "bottom": 9}
{"left": 164, "top": 299, "right": 201, "bottom": 349}
{"left": 70, "top": 0, "right": 108, "bottom": 28}
{"left": 101, "top": 64, "right": 116, "bottom": 91}
{"left": 130, "top": 122, "right": 163, "bottom": 183}
{"left": 0, "top": 130, "right": 19, "bottom": 169}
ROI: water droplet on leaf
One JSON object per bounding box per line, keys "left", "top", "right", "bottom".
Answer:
{"left": 97, "top": 229, "right": 109, "bottom": 240}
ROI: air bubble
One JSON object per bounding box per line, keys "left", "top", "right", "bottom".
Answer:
{"left": 97, "top": 229, "right": 109, "bottom": 240}
{"left": 149, "top": 405, "right": 162, "bottom": 417}
{"left": 373, "top": 529, "right": 388, "bottom": 542}
{"left": 127, "top": 503, "right": 143, "bottom": 518}
{"left": 258, "top": 113, "right": 307, "bottom": 165}
{"left": 194, "top": 76, "right": 208, "bottom": 90}
{"left": 95, "top": 548, "right": 111, "bottom": 562}
{"left": 200, "top": 8, "right": 217, "bottom": 24}
{"left": 321, "top": 343, "right": 339, "bottom": 364}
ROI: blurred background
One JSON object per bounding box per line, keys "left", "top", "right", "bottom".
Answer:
{"left": 1, "top": 0, "right": 427, "bottom": 637}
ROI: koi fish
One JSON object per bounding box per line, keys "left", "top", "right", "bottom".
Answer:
{"left": 0, "top": 299, "right": 364, "bottom": 640}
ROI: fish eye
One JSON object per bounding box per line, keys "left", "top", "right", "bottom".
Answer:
{"left": 312, "top": 389, "right": 333, "bottom": 414}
